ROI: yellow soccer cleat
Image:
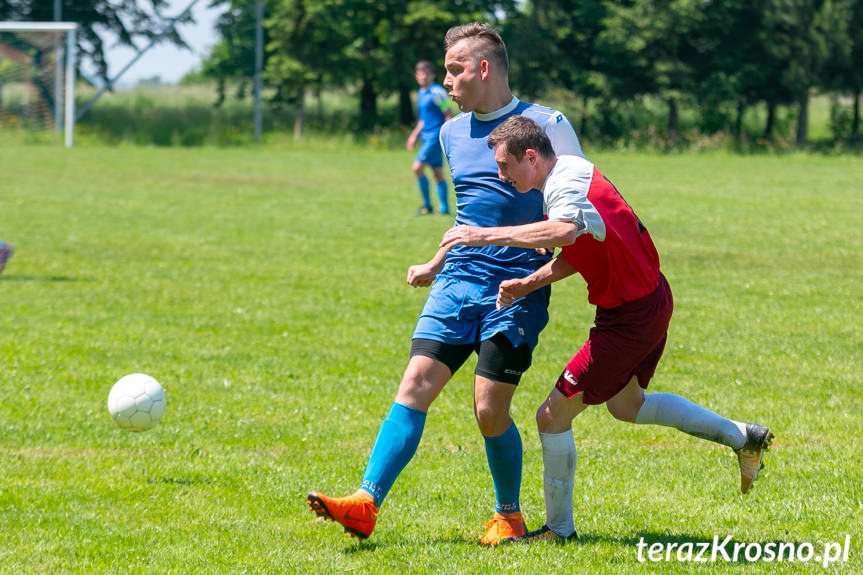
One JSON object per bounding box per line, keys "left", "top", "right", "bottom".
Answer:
{"left": 735, "top": 423, "right": 774, "bottom": 494}
{"left": 480, "top": 511, "right": 526, "bottom": 546}
{"left": 307, "top": 490, "right": 379, "bottom": 540}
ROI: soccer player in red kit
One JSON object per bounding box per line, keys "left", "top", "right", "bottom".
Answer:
{"left": 440, "top": 115, "right": 773, "bottom": 542}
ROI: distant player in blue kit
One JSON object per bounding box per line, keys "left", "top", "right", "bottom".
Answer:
{"left": 406, "top": 60, "right": 453, "bottom": 216}
{"left": 0, "top": 239, "right": 13, "bottom": 275}
{"left": 307, "top": 22, "right": 584, "bottom": 545}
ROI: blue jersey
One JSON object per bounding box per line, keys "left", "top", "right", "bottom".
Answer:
{"left": 439, "top": 98, "right": 585, "bottom": 276}
{"left": 414, "top": 98, "right": 583, "bottom": 349}
{"left": 417, "top": 84, "right": 449, "bottom": 141}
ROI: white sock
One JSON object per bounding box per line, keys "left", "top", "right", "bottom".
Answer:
{"left": 635, "top": 392, "right": 747, "bottom": 450}
{"left": 539, "top": 429, "right": 577, "bottom": 537}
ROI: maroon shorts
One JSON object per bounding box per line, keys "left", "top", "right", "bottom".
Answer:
{"left": 556, "top": 273, "right": 673, "bottom": 404}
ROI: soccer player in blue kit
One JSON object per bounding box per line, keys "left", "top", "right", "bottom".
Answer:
{"left": 307, "top": 22, "right": 584, "bottom": 545}
{"left": 0, "top": 239, "right": 13, "bottom": 274}
{"left": 406, "top": 60, "right": 453, "bottom": 215}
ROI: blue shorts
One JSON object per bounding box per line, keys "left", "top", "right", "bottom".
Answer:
{"left": 415, "top": 137, "right": 443, "bottom": 168}
{"left": 412, "top": 261, "right": 550, "bottom": 352}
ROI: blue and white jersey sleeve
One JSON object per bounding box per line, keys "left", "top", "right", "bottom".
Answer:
{"left": 430, "top": 85, "right": 449, "bottom": 111}
{"left": 544, "top": 112, "right": 585, "bottom": 159}
{"left": 542, "top": 155, "right": 605, "bottom": 241}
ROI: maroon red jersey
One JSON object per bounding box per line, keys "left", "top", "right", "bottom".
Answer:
{"left": 542, "top": 156, "right": 660, "bottom": 309}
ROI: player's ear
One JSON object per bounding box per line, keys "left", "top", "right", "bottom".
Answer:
{"left": 479, "top": 59, "right": 490, "bottom": 80}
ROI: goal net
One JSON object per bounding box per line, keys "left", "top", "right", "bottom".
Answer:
{"left": 0, "top": 22, "right": 76, "bottom": 146}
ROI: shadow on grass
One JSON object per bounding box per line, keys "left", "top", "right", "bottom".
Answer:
{"left": 1, "top": 274, "right": 81, "bottom": 282}
{"left": 340, "top": 530, "right": 804, "bottom": 566}
{"left": 579, "top": 531, "right": 718, "bottom": 547}
{"left": 152, "top": 476, "right": 216, "bottom": 487}
{"left": 342, "top": 541, "right": 380, "bottom": 554}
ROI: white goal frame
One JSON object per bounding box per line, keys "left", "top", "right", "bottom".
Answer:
{"left": 0, "top": 21, "right": 77, "bottom": 147}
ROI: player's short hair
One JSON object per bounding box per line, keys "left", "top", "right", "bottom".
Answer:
{"left": 415, "top": 60, "right": 434, "bottom": 73}
{"left": 487, "top": 116, "right": 555, "bottom": 161}
{"left": 444, "top": 22, "right": 509, "bottom": 74}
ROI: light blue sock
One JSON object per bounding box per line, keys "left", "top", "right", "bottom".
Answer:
{"left": 360, "top": 403, "right": 426, "bottom": 506}
{"left": 436, "top": 180, "right": 449, "bottom": 213}
{"left": 417, "top": 175, "right": 432, "bottom": 209}
{"left": 484, "top": 422, "right": 522, "bottom": 513}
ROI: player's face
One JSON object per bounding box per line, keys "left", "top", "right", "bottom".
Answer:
{"left": 443, "top": 40, "right": 484, "bottom": 112}
{"left": 494, "top": 145, "right": 537, "bottom": 193}
{"left": 415, "top": 67, "right": 433, "bottom": 88}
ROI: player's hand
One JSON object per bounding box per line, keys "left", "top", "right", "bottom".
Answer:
{"left": 406, "top": 134, "right": 417, "bottom": 150}
{"left": 440, "top": 225, "right": 489, "bottom": 249}
{"left": 497, "top": 278, "right": 530, "bottom": 309}
{"left": 406, "top": 263, "right": 438, "bottom": 288}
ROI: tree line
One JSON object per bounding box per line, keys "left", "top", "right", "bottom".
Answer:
{"left": 201, "top": 0, "right": 862, "bottom": 146}
{"left": 3, "top": 1, "right": 861, "bottom": 146}
{"left": 0, "top": 0, "right": 190, "bottom": 83}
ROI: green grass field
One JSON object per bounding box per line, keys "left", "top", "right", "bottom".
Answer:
{"left": 1, "top": 143, "right": 861, "bottom": 574}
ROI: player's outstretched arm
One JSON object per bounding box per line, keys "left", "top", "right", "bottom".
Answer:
{"left": 440, "top": 220, "right": 577, "bottom": 251}
{"left": 497, "top": 256, "right": 577, "bottom": 309}
{"left": 407, "top": 120, "right": 424, "bottom": 150}
{"left": 407, "top": 246, "right": 448, "bottom": 288}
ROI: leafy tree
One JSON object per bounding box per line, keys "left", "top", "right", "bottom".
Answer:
{"left": 821, "top": 0, "right": 863, "bottom": 142}
{"left": 761, "top": 0, "right": 841, "bottom": 145}
{"left": 849, "top": 0, "right": 863, "bottom": 141}
{"left": 0, "top": 0, "right": 191, "bottom": 84}
{"left": 204, "top": 0, "right": 517, "bottom": 133}
{"left": 598, "top": 0, "right": 703, "bottom": 141}
{"left": 694, "top": 1, "right": 772, "bottom": 138}
{"left": 265, "top": 0, "right": 350, "bottom": 136}
{"left": 202, "top": 1, "right": 259, "bottom": 105}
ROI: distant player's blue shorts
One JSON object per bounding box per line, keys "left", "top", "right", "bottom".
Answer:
{"left": 415, "top": 137, "right": 443, "bottom": 168}
{"left": 412, "top": 260, "right": 550, "bottom": 352}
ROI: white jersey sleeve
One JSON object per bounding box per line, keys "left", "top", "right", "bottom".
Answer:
{"left": 544, "top": 112, "right": 585, "bottom": 159}
{"left": 543, "top": 156, "right": 605, "bottom": 241}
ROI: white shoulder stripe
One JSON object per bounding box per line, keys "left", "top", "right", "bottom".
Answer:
{"left": 543, "top": 156, "right": 605, "bottom": 241}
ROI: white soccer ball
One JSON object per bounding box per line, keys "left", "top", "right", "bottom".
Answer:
{"left": 107, "top": 373, "right": 166, "bottom": 432}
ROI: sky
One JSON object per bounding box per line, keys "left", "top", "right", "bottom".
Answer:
{"left": 99, "top": 0, "right": 226, "bottom": 86}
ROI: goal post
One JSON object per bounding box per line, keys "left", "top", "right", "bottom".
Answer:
{"left": 0, "top": 21, "right": 76, "bottom": 147}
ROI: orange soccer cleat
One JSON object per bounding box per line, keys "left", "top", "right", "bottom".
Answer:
{"left": 307, "top": 490, "right": 379, "bottom": 540}
{"left": 480, "top": 510, "right": 526, "bottom": 546}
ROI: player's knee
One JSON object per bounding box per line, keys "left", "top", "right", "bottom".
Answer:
{"left": 412, "top": 162, "right": 425, "bottom": 176}
{"left": 535, "top": 403, "right": 556, "bottom": 433}
{"left": 394, "top": 374, "right": 425, "bottom": 407}
{"left": 399, "top": 364, "right": 424, "bottom": 390}
{"left": 606, "top": 400, "right": 639, "bottom": 422}
{"left": 395, "top": 362, "right": 444, "bottom": 411}
{"left": 474, "top": 402, "right": 509, "bottom": 436}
